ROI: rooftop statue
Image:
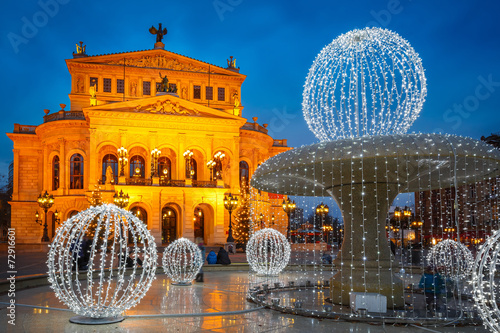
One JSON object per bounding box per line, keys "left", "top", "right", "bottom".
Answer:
{"left": 149, "top": 23, "right": 168, "bottom": 43}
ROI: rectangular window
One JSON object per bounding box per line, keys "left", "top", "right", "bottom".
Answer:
{"left": 103, "top": 78, "right": 112, "bottom": 93}
{"left": 206, "top": 86, "right": 213, "bottom": 100}
{"left": 143, "top": 81, "right": 151, "bottom": 95}
{"left": 193, "top": 85, "right": 201, "bottom": 99}
{"left": 90, "top": 77, "right": 98, "bottom": 91}
{"left": 117, "top": 79, "right": 124, "bottom": 93}
{"left": 217, "top": 87, "right": 225, "bottom": 101}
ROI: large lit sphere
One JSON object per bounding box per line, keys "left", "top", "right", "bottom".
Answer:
{"left": 47, "top": 204, "right": 157, "bottom": 318}
{"left": 426, "top": 239, "right": 473, "bottom": 279}
{"left": 303, "top": 27, "right": 427, "bottom": 141}
{"left": 162, "top": 238, "right": 203, "bottom": 285}
{"left": 246, "top": 228, "right": 291, "bottom": 276}
{"left": 473, "top": 231, "right": 500, "bottom": 332}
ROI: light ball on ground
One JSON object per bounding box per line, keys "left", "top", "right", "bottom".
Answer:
{"left": 473, "top": 230, "right": 500, "bottom": 332}
{"left": 246, "top": 228, "right": 290, "bottom": 276}
{"left": 47, "top": 204, "right": 157, "bottom": 322}
{"left": 162, "top": 238, "right": 203, "bottom": 285}
{"left": 426, "top": 239, "right": 473, "bottom": 279}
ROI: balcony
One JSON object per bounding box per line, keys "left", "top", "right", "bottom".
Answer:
{"left": 43, "top": 110, "right": 86, "bottom": 123}
{"left": 125, "top": 178, "right": 219, "bottom": 188}
{"left": 13, "top": 124, "right": 37, "bottom": 134}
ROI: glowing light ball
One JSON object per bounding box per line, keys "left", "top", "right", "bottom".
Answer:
{"left": 246, "top": 228, "right": 291, "bottom": 276}
{"left": 47, "top": 204, "right": 157, "bottom": 323}
{"left": 162, "top": 238, "right": 203, "bottom": 285}
{"left": 302, "top": 27, "right": 427, "bottom": 141}
{"left": 473, "top": 231, "right": 500, "bottom": 332}
{"left": 426, "top": 239, "right": 473, "bottom": 279}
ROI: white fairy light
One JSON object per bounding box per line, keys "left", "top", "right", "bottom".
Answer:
{"left": 302, "top": 27, "right": 426, "bottom": 141}
{"left": 426, "top": 239, "right": 473, "bottom": 279}
{"left": 472, "top": 230, "right": 500, "bottom": 332}
{"left": 47, "top": 204, "right": 157, "bottom": 321}
{"left": 162, "top": 238, "right": 203, "bottom": 285}
{"left": 246, "top": 228, "right": 291, "bottom": 276}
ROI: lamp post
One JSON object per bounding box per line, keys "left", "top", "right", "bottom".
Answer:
{"left": 151, "top": 148, "right": 161, "bottom": 177}
{"left": 183, "top": 149, "right": 194, "bottom": 179}
{"left": 37, "top": 191, "right": 55, "bottom": 242}
{"left": 282, "top": 198, "right": 296, "bottom": 240}
{"left": 259, "top": 213, "right": 264, "bottom": 229}
{"left": 316, "top": 202, "right": 329, "bottom": 244}
{"left": 117, "top": 147, "right": 128, "bottom": 177}
{"left": 224, "top": 193, "right": 238, "bottom": 243}
{"left": 411, "top": 220, "right": 423, "bottom": 243}
{"left": 113, "top": 190, "right": 130, "bottom": 209}
{"left": 206, "top": 159, "right": 216, "bottom": 181}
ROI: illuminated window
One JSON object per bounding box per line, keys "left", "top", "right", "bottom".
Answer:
{"left": 239, "top": 160, "right": 249, "bottom": 183}
{"left": 52, "top": 156, "right": 59, "bottom": 191}
{"left": 158, "top": 157, "right": 171, "bottom": 181}
{"left": 130, "top": 156, "right": 145, "bottom": 178}
{"left": 162, "top": 206, "right": 177, "bottom": 244}
{"left": 70, "top": 154, "right": 84, "bottom": 189}
{"left": 102, "top": 154, "right": 118, "bottom": 184}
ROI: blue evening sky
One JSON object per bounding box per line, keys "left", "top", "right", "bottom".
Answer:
{"left": 1, "top": 0, "right": 499, "bottom": 188}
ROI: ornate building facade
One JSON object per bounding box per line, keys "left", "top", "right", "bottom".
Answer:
{"left": 8, "top": 41, "right": 290, "bottom": 248}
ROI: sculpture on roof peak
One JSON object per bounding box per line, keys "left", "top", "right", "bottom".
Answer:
{"left": 149, "top": 23, "right": 168, "bottom": 43}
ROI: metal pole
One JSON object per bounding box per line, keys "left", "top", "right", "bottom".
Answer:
{"left": 41, "top": 207, "right": 49, "bottom": 242}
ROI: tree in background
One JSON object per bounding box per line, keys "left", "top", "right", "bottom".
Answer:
{"left": 233, "top": 178, "right": 250, "bottom": 250}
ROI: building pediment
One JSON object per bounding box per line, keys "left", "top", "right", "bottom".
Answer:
{"left": 83, "top": 93, "right": 244, "bottom": 122}
{"left": 67, "top": 49, "right": 245, "bottom": 78}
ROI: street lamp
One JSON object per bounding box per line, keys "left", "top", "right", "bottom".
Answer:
{"left": 282, "top": 198, "right": 296, "bottom": 240}
{"left": 117, "top": 147, "right": 128, "bottom": 177}
{"left": 271, "top": 214, "right": 275, "bottom": 226}
{"left": 259, "top": 213, "right": 264, "bottom": 228}
{"left": 151, "top": 147, "right": 161, "bottom": 177}
{"left": 206, "top": 159, "right": 216, "bottom": 181}
{"left": 316, "top": 202, "right": 329, "bottom": 243}
{"left": 224, "top": 193, "right": 238, "bottom": 243}
{"left": 183, "top": 149, "right": 194, "bottom": 179}
{"left": 37, "top": 191, "right": 55, "bottom": 242}
{"left": 113, "top": 190, "right": 130, "bottom": 209}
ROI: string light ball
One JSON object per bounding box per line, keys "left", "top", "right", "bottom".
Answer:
{"left": 302, "top": 27, "right": 427, "bottom": 141}
{"left": 472, "top": 230, "right": 500, "bottom": 332}
{"left": 426, "top": 239, "right": 473, "bottom": 279}
{"left": 162, "top": 238, "right": 203, "bottom": 285}
{"left": 47, "top": 204, "right": 157, "bottom": 322}
{"left": 246, "top": 228, "right": 291, "bottom": 276}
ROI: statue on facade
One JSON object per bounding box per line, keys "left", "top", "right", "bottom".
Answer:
{"left": 105, "top": 166, "right": 114, "bottom": 184}
{"left": 149, "top": 23, "right": 168, "bottom": 43}
{"left": 158, "top": 72, "right": 177, "bottom": 93}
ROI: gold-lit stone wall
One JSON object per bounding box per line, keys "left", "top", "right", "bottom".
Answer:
{"left": 8, "top": 47, "right": 291, "bottom": 249}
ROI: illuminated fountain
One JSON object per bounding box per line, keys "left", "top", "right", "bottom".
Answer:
{"left": 250, "top": 27, "right": 500, "bottom": 318}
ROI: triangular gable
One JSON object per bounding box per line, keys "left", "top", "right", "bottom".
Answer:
{"left": 83, "top": 93, "right": 244, "bottom": 121}
{"left": 67, "top": 49, "right": 245, "bottom": 78}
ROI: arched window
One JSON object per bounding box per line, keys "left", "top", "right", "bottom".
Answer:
{"left": 194, "top": 207, "right": 204, "bottom": 241}
{"left": 186, "top": 158, "right": 198, "bottom": 180}
{"left": 130, "top": 156, "right": 145, "bottom": 178}
{"left": 158, "top": 157, "right": 171, "bottom": 181}
{"left": 70, "top": 154, "right": 84, "bottom": 189}
{"left": 102, "top": 154, "right": 118, "bottom": 184}
{"left": 52, "top": 156, "right": 60, "bottom": 191}
{"left": 130, "top": 206, "right": 147, "bottom": 243}
{"left": 161, "top": 206, "right": 177, "bottom": 244}
{"left": 239, "top": 160, "right": 249, "bottom": 183}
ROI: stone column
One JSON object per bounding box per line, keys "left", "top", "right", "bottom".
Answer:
{"left": 329, "top": 183, "right": 404, "bottom": 308}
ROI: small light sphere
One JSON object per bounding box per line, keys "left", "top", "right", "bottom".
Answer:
{"left": 426, "top": 239, "right": 473, "bottom": 279}
{"left": 162, "top": 238, "right": 203, "bottom": 285}
{"left": 473, "top": 231, "right": 500, "bottom": 332}
{"left": 246, "top": 228, "right": 291, "bottom": 276}
{"left": 303, "top": 27, "right": 426, "bottom": 141}
{"left": 47, "top": 204, "right": 157, "bottom": 319}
